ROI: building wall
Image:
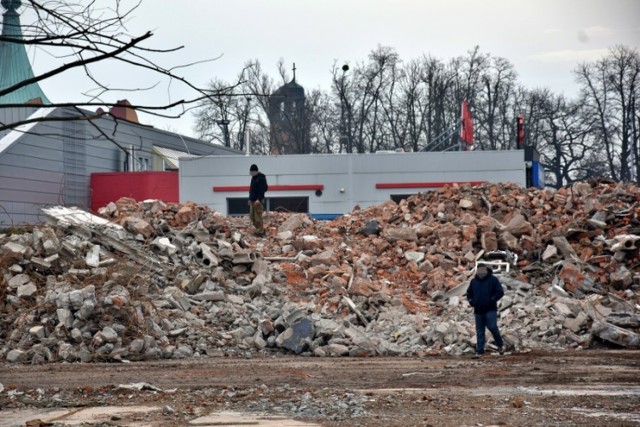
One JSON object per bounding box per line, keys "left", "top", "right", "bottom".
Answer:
{"left": 179, "top": 150, "right": 526, "bottom": 216}
{"left": 90, "top": 171, "right": 179, "bottom": 212}
{"left": 0, "top": 109, "right": 121, "bottom": 225}
{"left": 0, "top": 106, "right": 38, "bottom": 139}
{"left": 0, "top": 107, "right": 241, "bottom": 225}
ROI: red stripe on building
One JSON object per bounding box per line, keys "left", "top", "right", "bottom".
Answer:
{"left": 213, "top": 184, "right": 324, "bottom": 192}
{"left": 375, "top": 181, "right": 486, "bottom": 189}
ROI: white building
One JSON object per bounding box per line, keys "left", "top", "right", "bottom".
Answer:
{"left": 180, "top": 150, "right": 536, "bottom": 219}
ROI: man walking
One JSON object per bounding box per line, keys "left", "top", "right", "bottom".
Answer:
{"left": 466, "top": 264, "right": 505, "bottom": 358}
{"left": 248, "top": 164, "right": 268, "bottom": 236}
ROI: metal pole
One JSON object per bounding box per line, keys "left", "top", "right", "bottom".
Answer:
{"left": 631, "top": 89, "right": 638, "bottom": 183}
{"left": 217, "top": 119, "right": 230, "bottom": 147}
{"left": 459, "top": 102, "right": 464, "bottom": 151}
{"left": 341, "top": 64, "right": 351, "bottom": 153}
{"left": 340, "top": 77, "right": 346, "bottom": 153}
{"left": 245, "top": 128, "right": 250, "bottom": 156}
{"left": 244, "top": 97, "right": 251, "bottom": 155}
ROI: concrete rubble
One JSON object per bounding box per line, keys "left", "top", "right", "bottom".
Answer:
{"left": 1, "top": 181, "right": 640, "bottom": 364}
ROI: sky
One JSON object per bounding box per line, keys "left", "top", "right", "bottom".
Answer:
{"left": 21, "top": 0, "right": 640, "bottom": 138}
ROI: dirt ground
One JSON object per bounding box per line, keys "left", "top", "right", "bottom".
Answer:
{"left": 1, "top": 350, "right": 639, "bottom": 426}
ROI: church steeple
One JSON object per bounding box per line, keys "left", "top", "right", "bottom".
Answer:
{"left": 0, "top": 0, "right": 50, "bottom": 104}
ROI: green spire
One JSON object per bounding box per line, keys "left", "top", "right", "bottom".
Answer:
{"left": 0, "top": 0, "right": 50, "bottom": 104}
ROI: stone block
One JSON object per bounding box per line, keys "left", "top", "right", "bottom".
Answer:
{"left": 8, "top": 274, "right": 30, "bottom": 289}
{"left": 564, "top": 312, "right": 588, "bottom": 333}
{"left": 386, "top": 227, "right": 418, "bottom": 242}
{"left": 17, "top": 283, "right": 37, "bottom": 298}
{"left": 277, "top": 230, "right": 294, "bottom": 241}
{"left": 542, "top": 245, "right": 558, "bottom": 261}
{"left": 278, "top": 213, "right": 306, "bottom": 233}
{"left": 29, "top": 325, "right": 46, "bottom": 339}
{"left": 57, "top": 308, "right": 73, "bottom": 329}
{"left": 326, "top": 343, "right": 349, "bottom": 356}
{"left": 610, "top": 266, "right": 633, "bottom": 290}
{"left": 85, "top": 245, "right": 101, "bottom": 268}
{"left": 459, "top": 199, "right": 474, "bottom": 209}
{"left": 310, "top": 250, "right": 334, "bottom": 267}
{"left": 501, "top": 214, "right": 533, "bottom": 237}
{"left": 277, "top": 318, "right": 314, "bottom": 354}
{"left": 405, "top": 251, "right": 425, "bottom": 263}
{"left": 192, "top": 291, "right": 225, "bottom": 302}
{"left": 3, "top": 242, "right": 27, "bottom": 257}
{"left": 100, "top": 327, "right": 119, "bottom": 344}
{"left": 481, "top": 232, "right": 498, "bottom": 252}
{"left": 591, "top": 321, "right": 640, "bottom": 348}
{"left": 552, "top": 236, "right": 578, "bottom": 260}
{"left": 125, "top": 217, "right": 153, "bottom": 239}
{"left": 7, "top": 349, "right": 27, "bottom": 363}
{"left": 227, "top": 294, "right": 245, "bottom": 305}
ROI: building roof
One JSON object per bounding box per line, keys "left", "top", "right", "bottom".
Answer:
{"left": 272, "top": 78, "right": 305, "bottom": 99}
{"left": 152, "top": 146, "right": 197, "bottom": 169}
{"left": 0, "top": 106, "right": 55, "bottom": 156}
{"left": 0, "top": 0, "right": 50, "bottom": 105}
{"left": 0, "top": 105, "right": 243, "bottom": 163}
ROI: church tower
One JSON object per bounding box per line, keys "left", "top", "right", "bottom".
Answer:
{"left": 268, "top": 63, "right": 309, "bottom": 154}
{"left": 0, "top": 0, "right": 50, "bottom": 104}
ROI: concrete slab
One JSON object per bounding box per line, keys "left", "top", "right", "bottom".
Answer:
{"left": 61, "top": 405, "right": 161, "bottom": 425}
{"left": 0, "top": 405, "right": 161, "bottom": 427}
{"left": 189, "top": 411, "right": 319, "bottom": 426}
{"left": 0, "top": 409, "right": 70, "bottom": 427}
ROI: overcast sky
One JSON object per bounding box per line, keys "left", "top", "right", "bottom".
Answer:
{"left": 24, "top": 0, "right": 640, "bottom": 137}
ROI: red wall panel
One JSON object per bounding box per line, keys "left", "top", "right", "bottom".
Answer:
{"left": 90, "top": 171, "right": 179, "bottom": 212}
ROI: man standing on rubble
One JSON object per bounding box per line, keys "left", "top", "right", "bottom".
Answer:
{"left": 248, "top": 164, "right": 268, "bottom": 237}
{"left": 466, "top": 263, "right": 505, "bottom": 358}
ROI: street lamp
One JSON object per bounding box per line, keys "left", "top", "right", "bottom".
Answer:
{"left": 216, "top": 119, "right": 230, "bottom": 147}
{"left": 340, "top": 64, "right": 352, "bottom": 153}
{"left": 244, "top": 97, "right": 252, "bottom": 155}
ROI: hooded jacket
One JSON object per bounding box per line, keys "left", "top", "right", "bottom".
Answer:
{"left": 466, "top": 269, "right": 504, "bottom": 314}
{"left": 249, "top": 172, "right": 268, "bottom": 202}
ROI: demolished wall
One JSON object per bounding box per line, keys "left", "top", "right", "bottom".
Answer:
{"left": 1, "top": 181, "right": 639, "bottom": 364}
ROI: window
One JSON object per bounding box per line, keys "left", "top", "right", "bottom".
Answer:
{"left": 226, "top": 196, "right": 309, "bottom": 215}
{"left": 269, "top": 197, "right": 308, "bottom": 213}
{"left": 390, "top": 194, "right": 414, "bottom": 204}
{"left": 137, "top": 157, "right": 150, "bottom": 171}
{"left": 227, "top": 198, "right": 250, "bottom": 216}
{"left": 163, "top": 159, "right": 177, "bottom": 172}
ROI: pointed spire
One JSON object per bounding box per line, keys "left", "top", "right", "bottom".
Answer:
{"left": 292, "top": 62, "right": 296, "bottom": 82}
{"left": 0, "top": 0, "right": 50, "bottom": 104}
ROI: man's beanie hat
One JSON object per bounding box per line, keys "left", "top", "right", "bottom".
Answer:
{"left": 250, "top": 164, "right": 258, "bottom": 172}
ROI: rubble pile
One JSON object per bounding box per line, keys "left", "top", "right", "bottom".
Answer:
{"left": 1, "top": 180, "right": 640, "bottom": 364}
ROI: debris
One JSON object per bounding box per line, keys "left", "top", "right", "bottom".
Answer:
{"left": 591, "top": 321, "right": 640, "bottom": 348}
{"left": 117, "top": 382, "right": 164, "bottom": 392}
{"left": 278, "top": 318, "right": 315, "bottom": 354}
{"left": 2, "top": 179, "right": 640, "bottom": 363}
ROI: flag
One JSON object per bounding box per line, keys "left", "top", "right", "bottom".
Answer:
{"left": 460, "top": 100, "right": 474, "bottom": 146}
{"left": 517, "top": 114, "right": 525, "bottom": 147}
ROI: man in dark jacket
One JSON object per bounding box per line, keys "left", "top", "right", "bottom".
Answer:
{"left": 466, "top": 264, "right": 505, "bottom": 358}
{"left": 248, "top": 164, "right": 268, "bottom": 236}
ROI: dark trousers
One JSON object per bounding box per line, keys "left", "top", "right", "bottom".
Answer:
{"left": 475, "top": 310, "right": 503, "bottom": 354}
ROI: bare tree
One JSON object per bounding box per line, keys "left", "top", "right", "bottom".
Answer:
{"left": 332, "top": 46, "right": 400, "bottom": 153}
{"left": 576, "top": 46, "right": 640, "bottom": 182}
{"left": 192, "top": 43, "right": 640, "bottom": 191}
{"left": 0, "top": 0, "right": 242, "bottom": 132}
{"left": 475, "top": 56, "right": 517, "bottom": 150}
